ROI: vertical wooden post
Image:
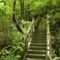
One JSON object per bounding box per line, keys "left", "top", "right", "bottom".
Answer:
{"left": 46, "top": 14, "right": 51, "bottom": 59}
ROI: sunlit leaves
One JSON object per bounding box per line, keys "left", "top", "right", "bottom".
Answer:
{"left": 0, "top": 2, "right": 4, "bottom": 8}
{"left": 0, "top": 0, "right": 60, "bottom": 60}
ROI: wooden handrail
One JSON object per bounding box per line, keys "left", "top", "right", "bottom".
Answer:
{"left": 46, "top": 16, "right": 52, "bottom": 60}
{"left": 21, "top": 18, "right": 36, "bottom": 60}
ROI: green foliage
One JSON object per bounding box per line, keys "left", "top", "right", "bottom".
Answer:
{"left": 0, "top": 0, "right": 60, "bottom": 60}
{"left": 38, "top": 17, "right": 47, "bottom": 31}
{"left": 0, "top": 0, "right": 31, "bottom": 60}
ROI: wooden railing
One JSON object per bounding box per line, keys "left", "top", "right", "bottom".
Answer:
{"left": 21, "top": 18, "right": 37, "bottom": 60}
{"left": 46, "top": 16, "right": 52, "bottom": 60}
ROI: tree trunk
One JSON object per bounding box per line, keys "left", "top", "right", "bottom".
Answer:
{"left": 13, "top": 0, "right": 23, "bottom": 33}
{"left": 20, "top": 0, "right": 24, "bottom": 19}
{"left": 27, "top": 4, "right": 31, "bottom": 21}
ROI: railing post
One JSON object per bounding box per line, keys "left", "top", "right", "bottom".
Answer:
{"left": 32, "top": 17, "right": 35, "bottom": 32}
{"left": 22, "top": 19, "right": 36, "bottom": 60}
{"left": 46, "top": 15, "right": 51, "bottom": 60}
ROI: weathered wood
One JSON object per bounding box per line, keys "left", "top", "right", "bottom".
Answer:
{"left": 46, "top": 15, "right": 52, "bottom": 60}
{"left": 21, "top": 18, "right": 36, "bottom": 60}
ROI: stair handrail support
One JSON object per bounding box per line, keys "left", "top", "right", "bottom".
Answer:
{"left": 46, "top": 15, "right": 52, "bottom": 60}
{"left": 22, "top": 18, "right": 36, "bottom": 60}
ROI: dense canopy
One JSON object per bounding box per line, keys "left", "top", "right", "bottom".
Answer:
{"left": 0, "top": 0, "right": 60, "bottom": 60}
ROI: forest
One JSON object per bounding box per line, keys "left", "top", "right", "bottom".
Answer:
{"left": 0, "top": 0, "right": 60, "bottom": 60}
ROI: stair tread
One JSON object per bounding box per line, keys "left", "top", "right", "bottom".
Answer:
{"left": 33, "top": 34, "right": 46, "bottom": 36}
{"left": 29, "top": 45, "right": 46, "bottom": 48}
{"left": 29, "top": 46, "right": 46, "bottom": 50}
{"left": 26, "top": 58, "right": 45, "bottom": 60}
{"left": 32, "top": 38, "right": 46, "bottom": 40}
{"left": 33, "top": 31, "right": 46, "bottom": 33}
{"left": 28, "top": 49, "right": 46, "bottom": 54}
{"left": 31, "top": 40, "right": 46, "bottom": 43}
{"left": 24, "top": 30, "right": 47, "bottom": 60}
{"left": 30, "top": 45, "right": 46, "bottom": 47}
{"left": 28, "top": 49, "right": 46, "bottom": 52}
{"left": 27, "top": 54, "right": 46, "bottom": 59}
{"left": 30, "top": 43, "right": 46, "bottom": 45}
{"left": 27, "top": 54, "right": 46, "bottom": 56}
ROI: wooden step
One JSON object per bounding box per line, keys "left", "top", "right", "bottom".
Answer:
{"left": 32, "top": 34, "right": 46, "bottom": 38}
{"left": 30, "top": 43, "right": 46, "bottom": 46}
{"left": 28, "top": 50, "right": 46, "bottom": 54}
{"left": 24, "top": 30, "right": 47, "bottom": 60}
{"left": 34, "top": 32, "right": 46, "bottom": 35}
{"left": 27, "top": 54, "right": 46, "bottom": 59}
{"left": 34, "top": 31, "right": 46, "bottom": 33}
{"left": 31, "top": 39, "right": 46, "bottom": 43}
{"left": 32, "top": 37, "right": 46, "bottom": 40}
{"left": 29, "top": 46, "right": 46, "bottom": 50}
{"left": 32, "top": 38, "right": 46, "bottom": 40}
{"left": 26, "top": 58, "right": 46, "bottom": 60}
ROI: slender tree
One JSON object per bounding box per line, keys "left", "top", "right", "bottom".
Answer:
{"left": 27, "top": 4, "right": 31, "bottom": 20}
{"left": 20, "top": 0, "right": 24, "bottom": 19}
{"left": 13, "top": 0, "right": 23, "bottom": 33}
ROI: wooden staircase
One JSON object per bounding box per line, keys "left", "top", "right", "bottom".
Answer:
{"left": 24, "top": 29, "right": 47, "bottom": 60}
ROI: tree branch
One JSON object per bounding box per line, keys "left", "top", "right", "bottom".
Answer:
{"left": 13, "top": 0, "right": 23, "bottom": 34}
